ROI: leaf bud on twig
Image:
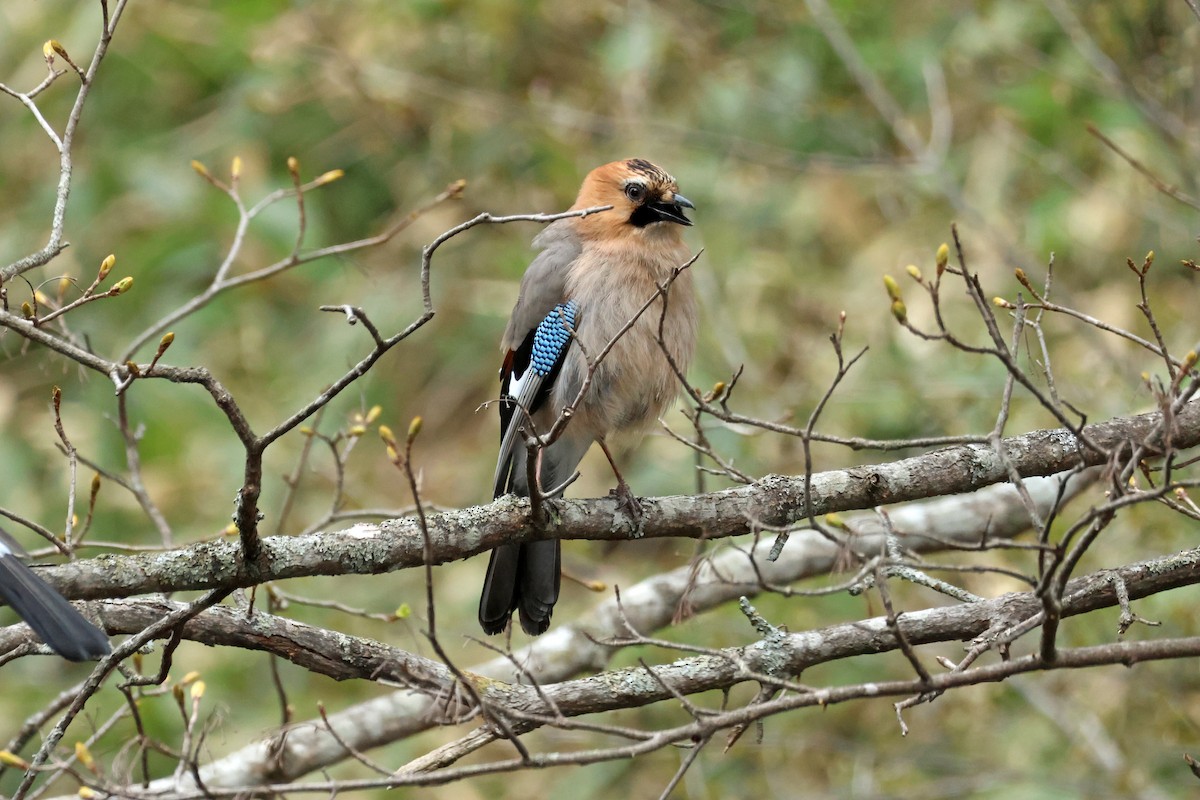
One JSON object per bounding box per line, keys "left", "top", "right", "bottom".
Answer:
{"left": 42, "top": 40, "right": 84, "bottom": 78}
{"left": 98, "top": 254, "right": 116, "bottom": 281}
{"left": 882, "top": 274, "right": 903, "bottom": 302}
{"left": 703, "top": 380, "right": 726, "bottom": 402}
{"left": 74, "top": 742, "right": 96, "bottom": 772}
{"left": 314, "top": 169, "right": 345, "bottom": 186}
{"left": 148, "top": 331, "right": 175, "bottom": 370}
{"left": 824, "top": 513, "right": 848, "bottom": 531}
{"left": 1014, "top": 268, "right": 1035, "bottom": 295}
{"left": 378, "top": 425, "right": 397, "bottom": 448}
{"left": 51, "top": 41, "right": 73, "bottom": 63}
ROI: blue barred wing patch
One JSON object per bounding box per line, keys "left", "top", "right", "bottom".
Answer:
{"left": 530, "top": 301, "right": 578, "bottom": 376}
{"left": 493, "top": 299, "right": 579, "bottom": 497}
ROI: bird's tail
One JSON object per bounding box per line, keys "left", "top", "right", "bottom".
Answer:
{"left": 0, "top": 551, "right": 110, "bottom": 661}
{"left": 478, "top": 539, "right": 560, "bottom": 635}
{"left": 481, "top": 408, "right": 588, "bottom": 636}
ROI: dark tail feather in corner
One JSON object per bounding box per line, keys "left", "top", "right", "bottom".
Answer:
{"left": 0, "top": 553, "right": 110, "bottom": 661}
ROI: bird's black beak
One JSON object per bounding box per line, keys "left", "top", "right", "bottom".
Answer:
{"left": 649, "top": 192, "right": 694, "bottom": 226}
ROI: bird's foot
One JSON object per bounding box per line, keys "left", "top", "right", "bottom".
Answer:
{"left": 609, "top": 480, "right": 645, "bottom": 536}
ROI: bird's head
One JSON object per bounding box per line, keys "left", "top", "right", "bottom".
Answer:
{"left": 572, "top": 158, "right": 694, "bottom": 240}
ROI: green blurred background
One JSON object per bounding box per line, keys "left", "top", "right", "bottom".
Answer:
{"left": 1, "top": 1, "right": 1199, "bottom": 797}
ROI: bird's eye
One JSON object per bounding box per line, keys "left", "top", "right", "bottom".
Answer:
{"left": 624, "top": 183, "right": 645, "bottom": 202}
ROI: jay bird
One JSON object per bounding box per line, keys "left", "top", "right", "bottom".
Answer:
{"left": 479, "top": 158, "right": 697, "bottom": 636}
{"left": 0, "top": 528, "right": 110, "bottom": 660}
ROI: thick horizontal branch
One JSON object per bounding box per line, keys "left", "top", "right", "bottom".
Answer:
{"left": 50, "top": 541, "right": 1200, "bottom": 797}
{"left": 496, "top": 546, "right": 1200, "bottom": 721}
{"left": 63, "top": 526, "right": 1199, "bottom": 693}
{"left": 73, "top": 598, "right": 455, "bottom": 690}
{"left": 270, "top": 637, "right": 1200, "bottom": 795}
{"left": 0, "top": 473, "right": 1086, "bottom": 674}
{"left": 10, "top": 472, "right": 1097, "bottom": 793}
{"left": 29, "top": 401, "right": 1196, "bottom": 602}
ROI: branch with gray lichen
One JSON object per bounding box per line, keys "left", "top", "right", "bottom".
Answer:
{"left": 47, "top": 533, "right": 1198, "bottom": 797}
{"left": 13, "top": 400, "right": 1193, "bottom": 605}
